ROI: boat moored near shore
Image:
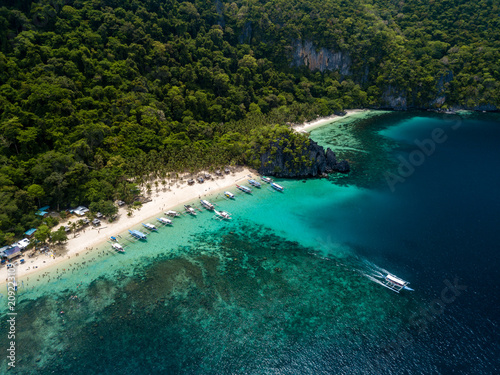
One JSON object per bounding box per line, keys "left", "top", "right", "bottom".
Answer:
{"left": 214, "top": 210, "right": 232, "bottom": 220}
{"left": 200, "top": 199, "right": 215, "bottom": 210}
{"left": 248, "top": 179, "right": 261, "bottom": 188}
{"left": 271, "top": 183, "right": 284, "bottom": 192}
{"left": 142, "top": 223, "right": 158, "bottom": 231}
{"left": 261, "top": 176, "right": 273, "bottom": 183}
{"left": 224, "top": 191, "right": 235, "bottom": 199}
{"left": 165, "top": 210, "right": 181, "bottom": 217}
{"left": 236, "top": 184, "right": 252, "bottom": 194}
{"left": 112, "top": 243, "right": 124, "bottom": 253}
{"left": 129, "top": 229, "right": 147, "bottom": 240}
{"left": 184, "top": 205, "right": 197, "bottom": 215}
{"left": 157, "top": 217, "right": 173, "bottom": 225}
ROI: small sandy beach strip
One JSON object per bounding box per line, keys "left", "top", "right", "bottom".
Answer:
{"left": 0, "top": 168, "right": 253, "bottom": 285}
{"left": 293, "top": 109, "right": 367, "bottom": 133}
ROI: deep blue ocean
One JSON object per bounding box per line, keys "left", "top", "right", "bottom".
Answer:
{"left": 1, "top": 111, "right": 499, "bottom": 374}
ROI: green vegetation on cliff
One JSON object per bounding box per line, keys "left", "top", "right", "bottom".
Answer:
{"left": 0, "top": 0, "right": 498, "bottom": 243}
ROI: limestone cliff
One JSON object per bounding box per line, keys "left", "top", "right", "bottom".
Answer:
{"left": 291, "top": 40, "right": 351, "bottom": 75}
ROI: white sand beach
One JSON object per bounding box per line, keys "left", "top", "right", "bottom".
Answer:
{"left": 0, "top": 168, "right": 253, "bottom": 284}
{"left": 293, "top": 109, "right": 367, "bottom": 133}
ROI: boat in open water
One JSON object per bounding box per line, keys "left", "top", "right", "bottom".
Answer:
{"left": 184, "top": 205, "right": 197, "bottom": 215}
{"left": 248, "top": 179, "right": 261, "bottom": 188}
{"left": 129, "top": 229, "right": 147, "bottom": 240}
{"left": 224, "top": 191, "right": 235, "bottom": 199}
{"left": 165, "top": 210, "right": 180, "bottom": 217}
{"left": 236, "top": 184, "right": 252, "bottom": 194}
{"left": 271, "top": 183, "right": 284, "bottom": 192}
{"left": 142, "top": 223, "right": 158, "bottom": 231}
{"left": 157, "top": 217, "right": 173, "bottom": 225}
{"left": 112, "top": 243, "right": 125, "bottom": 253}
{"left": 200, "top": 199, "right": 215, "bottom": 210}
{"left": 214, "top": 210, "right": 232, "bottom": 220}
{"left": 382, "top": 274, "right": 414, "bottom": 293}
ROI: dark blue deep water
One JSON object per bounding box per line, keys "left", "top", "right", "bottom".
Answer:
{"left": 1, "top": 111, "right": 499, "bottom": 374}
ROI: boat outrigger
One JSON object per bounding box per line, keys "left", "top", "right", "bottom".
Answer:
{"left": 271, "top": 183, "right": 284, "bottom": 192}
{"left": 165, "top": 210, "right": 180, "bottom": 217}
{"left": 261, "top": 176, "right": 273, "bottom": 183}
{"left": 157, "top": 217, "right": 173, "bottom": 225}
{"left": 142, "top": 223, "right": 158, "bottom": 231}
{"left": 129, "top": 229, "right": 147, "bottom": 240}
{"left": 214, "top": 210, "right": 232, "bottom": 220}
{"left": 200, "top": 199, "right": 215, "bottom": 210}
{"left": 382, "top": 274, "right": 414, "bottom": 293}
{"left": 184, "top": 205, "right": 197, "bottom": 215}
{"left": 248, "top": 179, "right": 261, "bottom": 188}
{"left": 236, "top": 184, "right": 252, "bottom": 194}
{"left": 112, "top": 243, "right": 125, "bottom": 253}
{"left": 224, "top": 191, "right": 235, "bottom": 199}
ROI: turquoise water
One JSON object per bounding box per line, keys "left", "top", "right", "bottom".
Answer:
{"left": 1, "top": 111, "right": 499, "bottom": 374}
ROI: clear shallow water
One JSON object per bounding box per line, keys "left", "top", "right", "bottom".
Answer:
{"left": 1, "top": 111, "right": 499, "bottom": 374}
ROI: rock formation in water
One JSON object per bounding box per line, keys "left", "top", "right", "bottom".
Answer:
{"left": 256, "top": 137, "right": 350, "bottom": 178}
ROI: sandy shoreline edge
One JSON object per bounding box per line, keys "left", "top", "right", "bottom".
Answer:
{"left": 1, "top": 168, "right": 253, "bottom": 287}
{"left": 293, "top": 109, "right": 368, "bottom": 133}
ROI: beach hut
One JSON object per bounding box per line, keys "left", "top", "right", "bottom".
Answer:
{"left": 25, "top": 228, "right": 37, "bottom": 238}
{"left": 35, "top": 206, "right": 50, "bottom": 217}
{"left": 3, "top": 246, "right": 21, "bottom": 261}
{"left": 73, "top": 206, "right": 89, "bottom": 216}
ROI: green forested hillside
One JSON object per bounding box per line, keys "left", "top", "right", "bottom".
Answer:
{"left": 0, "top": 0, "right": 498, "bottom": 243}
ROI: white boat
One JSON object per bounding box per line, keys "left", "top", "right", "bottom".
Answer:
{"left": 112, "top": 243, "right": 124, "bottom": 253}
{"left": 184, "top": 205, "right": 197, "bottom": 215}
{"left": 261, "top": 176, "right": 273, "bottom": 183}
{"left": 236, "top": 184, "right": 252, "bottom": 194}
{"left": 157, "top": 217, "right": 173, "bottom": 225}
{"left": 248, "top": 179, "right": 261, "bottom": 188}
{"left": 271, "top": 183, "right": 284, "bottom": 192}
{"left": 382, "top": 274, "right": 413, "bottom": 293}
{"left": 165, "top": 210, "right": 180, "bottom": 217}
{"left": 214, "top": 210, "right": 231, "bottom": 220}
{"left": 200, "top": 199, "right": 214, "bottom": 210}
{"left": 224, "top": 191, "right": 235, "bottom": 199}
{"left": 142, "top": 223, "right": 158, "bottom": 231}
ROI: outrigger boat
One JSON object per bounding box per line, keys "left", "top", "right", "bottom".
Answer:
{"left": 236, "top": 184, "right": 252, "bottom": 194}
{"left": 129, "top": 229, "right": 147, "bottom": 240}
{"left": 200, "top": 199, "right": 215, "bottom": 210}
{"left": 157, "top": 217, "right": 173, "bottom": 225}
{"left": 142, "top": 223, "right": 158, "bottom": 231}
{"left": 224, "top": 191, "right": 235, "bottom": 199}
{"left": 248, "top": 179, "right": 261, "bottom": 188}
{"left": 112, "top": 243, "right": 125, "bottom": 253}
{"left": 165, "top": 210, "right": 180, "bottom": 217}
{"left": 261, "top": 176, "right": 273, "bottom": 183}
{"left": 214, "top": 210, "right": 231, "bottom": 220}
{"left": 382, "top": 274, "right": 414, "bottom": 293}
{"left": 110, "top": 236, "right": 118, "bottom": 242}
{"left": 271, "top": 182, "right": 284, "bottom": 192}
{"left": 184, "top": 205, "right": 197, "bottom": 215}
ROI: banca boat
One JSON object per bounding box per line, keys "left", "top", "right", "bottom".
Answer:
{"left": 200, "top": 199, "right": 215, "bottom": 210}
{"left": 184, "top": 205, "right": 197, "bottom": 215}
{"left": 382, "top": 274, "right": 414, "bottom": 293}
{"left": 236, "top": 184, "right": 252, "bottom": 194}
{"left": 261, "top": 176, "right": 273, "bottom": 183}
{"left": 248, "top": 179, "right": 261, "bottom": 188}
{"left": 129, "top": 229, "right": 147, "bottom": 240}
{"left": 165, "top": 210, "right": 181, "bottom": 217}
{"left": 214, "top": 210, "right": 232, "bottom": 220}
{"left": 224, "top": 191, "right": 235, "bottom": 199}
{"left": 142, "top": 223, "right": 158, "bottom": 231}
{"left": 112, "top": 243, "right": 124, "bottom": 253}
{"left": 157, "top": 217, "right": 173, "bottom": 225}
{"left": 271, "top": 183, "right": 284, "bottom": 192}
